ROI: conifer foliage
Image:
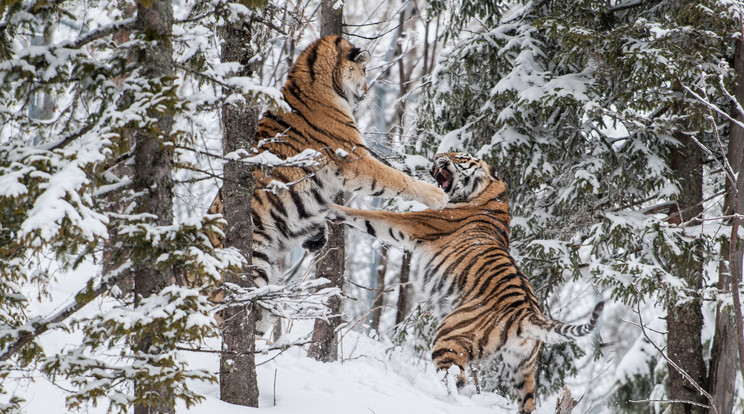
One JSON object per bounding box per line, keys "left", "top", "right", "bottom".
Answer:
{"left": 0, "top": 0, "right": 281, "bottom": 412}
{"left": 417, "top": 0, "right": 743, "bottom": 410}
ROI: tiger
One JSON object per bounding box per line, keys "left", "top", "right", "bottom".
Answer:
{"left": 206, "top": 35, "right": 448, "bottom": 334}
{"left": 331, "top": 152, "right": 604, "bottom": 413}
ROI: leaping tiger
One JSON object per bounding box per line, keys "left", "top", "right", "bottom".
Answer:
{"left": 331, "top": 152, "right": 603, "bottom": 413}
{"left": 206, "top": 36, "right": 448, "bottom": 334}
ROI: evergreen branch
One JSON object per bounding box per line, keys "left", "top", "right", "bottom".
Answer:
{"left": 67, "top": 18, "right": 138, "bottom": 50}
{"left": 175, "top": 63, "right": 232, "bottom": 90}
{"left": 630, "top": 286, "right": 719, "bottom": 414}
{"left": 609, "top": 1, "right": 645, "bottom": 13}
{"left": 43, "top": 121, "right": 97, "bottom": 151}
{"left": 0, "top": 263, "right": 131, "bottom": 362}
{"left": 175, "top": 3, "right": 288, "bottom": 35}
{"left": 0, "top": 0, "right": 67, "bottom": 34}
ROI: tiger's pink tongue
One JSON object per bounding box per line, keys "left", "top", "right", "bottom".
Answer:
{"left": 435, "top": 168, "right": 452, "bottom": 191}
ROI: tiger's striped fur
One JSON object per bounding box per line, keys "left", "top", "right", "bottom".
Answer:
{"left": 206, "top": 36, "right": 447, "bottom": 333}
{"left": 332, "top": 153, "right": 604, "bottom": 413}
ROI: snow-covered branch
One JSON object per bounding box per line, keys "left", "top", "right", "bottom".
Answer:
{"left": 218, "top": 278, "right": 342, "bottom": 321}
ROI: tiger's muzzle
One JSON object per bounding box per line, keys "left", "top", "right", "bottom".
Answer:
{"left": 430, "top": 155, "right": 454, "bottom": 192}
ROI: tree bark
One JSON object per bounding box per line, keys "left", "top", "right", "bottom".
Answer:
{"left": 308, "top": 195, "right": 346, "bottom": 362}
{"left": 369, "top": 245, "right": 389, "bottom": 334}
{"left": 708, "top": 35, "right": 744, "bottom": 414}
{"left": 394, "top": 250, "right": 412, "bottom": 326}
{"left": 217, "top": 9, "right": 263, "bottom": 407}
{"left": 666, "top": 127, "right": 707, "bottom": 414}
{"left": 319, "top": 0, "right": 343, "bottom": 38}
{"left": 132, "top": 0, "right": 175, "bottom": 412}
{"left": 308, "top": 0, "right": 345, "bottom": 363}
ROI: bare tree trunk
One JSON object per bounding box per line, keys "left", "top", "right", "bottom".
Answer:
{"left": 319, "top": 0, "right": 343, "bottom": 37}
{"left": 708, "top": 35, "right": 744, "bottom": 414}
{"left": 394, "top": 250, "right": 412, "bottom": 326}
{"left": 308, "top": 195, "right": 345, "bottom": 362}
{"left": 667, "top": 127, "right": 707, "bottom": 414}
{"left": 369, "top": 245, "right": 389, "bottom": 333}
{"left": 217, "top": 7, "right": 264, "bottom": 406}
{"left": 308, "top": 0, "right": 345, "bottom": 363}
{"left": 132, "top": 1, "right": 175, "bottom": 412}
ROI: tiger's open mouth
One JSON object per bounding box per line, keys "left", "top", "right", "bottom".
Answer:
{"left": 431, "top": 166, "right": 453, "bottom": 192}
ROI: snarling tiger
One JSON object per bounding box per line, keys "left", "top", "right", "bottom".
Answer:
{"left": 206, "top": 36, "right": 447, "bottom": 333}
{"left": 331, "top": 152, "right": 603, "bottom": 413}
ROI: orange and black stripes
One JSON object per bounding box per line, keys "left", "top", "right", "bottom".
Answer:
{"left": 203, "top": 36, "right": 448, "bottom": 336}
{"left": 334, "top": 153, "right": 603, "bottom": 413}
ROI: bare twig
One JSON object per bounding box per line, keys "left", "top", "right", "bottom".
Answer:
{"left": 629, "top": 399, "right": 711, "bottom": 409}
{"left": 176, "top": 339, "right": 314, "bottom": 357}
{"left": 629, "top": 286, "right": 718, "bottom": 414}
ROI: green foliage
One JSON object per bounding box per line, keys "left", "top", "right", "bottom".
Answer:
{"left": 417, "top": 0, "right": 739, "bottom": 405}
{"left": 42, "top": 286, "right": 220, "bottom": 413}
{"left": 611, "top": 348, "right": 667, "bottom": 414}
{"left": 390, "top": 304, "right": 440, "bottom": 363}
{"left": 0, "top": 0, "right": 278, "bottom": 411}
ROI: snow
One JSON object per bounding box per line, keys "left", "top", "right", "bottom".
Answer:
{"left": 9, "top": 260, "right": 569, "bottom": 414}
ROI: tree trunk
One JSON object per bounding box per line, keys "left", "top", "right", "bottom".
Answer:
{"left": 666, "top": 127, "right": 706, "bottom": 414}
{"left": 394, "top": 250, "right": 412, "bottom": 326}
{"left": 369, "top": 245, "right": 389, "bottom": 334}
{"left": 308, "top": 0, "right": 345, "bottom": 363}
{"left": 217, "top": 9, "right": 263, "bottom": 407}
{"left": 708, "top": 35, "right": 744, "bottom": 414}
{"left": 319, "top": 0, "right": 343, "bottom": 38}
{"left": 308, "top": 194, "right": 346, "bottom": 362}
{"left": 132, "top": 0, "right": 175, "bottom": 412}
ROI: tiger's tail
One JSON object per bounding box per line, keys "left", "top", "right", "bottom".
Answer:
{"left": 523, "top": 302, "right": 604, "bottom": 344}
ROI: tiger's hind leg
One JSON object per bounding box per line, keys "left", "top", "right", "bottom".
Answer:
{"left": 431, "top": 338, "right": 470, "bottom": 391}
{"left": 431, "top": 306, "right": 485, "bottom": 391}
{"left": 503, "top": 340, "right": 541, "bottom": 413}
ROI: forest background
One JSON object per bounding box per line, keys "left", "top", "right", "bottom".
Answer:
{"left": 1, "top": 0, "right": 744, "bottom": 413}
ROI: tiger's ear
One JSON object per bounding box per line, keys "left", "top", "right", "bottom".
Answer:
{"left": 353, "top": 50, "right": 371, "bottom": 65}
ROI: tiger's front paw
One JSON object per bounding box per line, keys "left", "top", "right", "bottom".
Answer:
{"left": 417, "top": 182, "right": 448, "bottom": 209}
{"left": 328, "top": 203, "right": 348, "bottom": 224}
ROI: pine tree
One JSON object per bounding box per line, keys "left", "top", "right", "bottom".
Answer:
{"left": 0, "top": 0, "right": 280, "bottom": 411}
{"left": 216, "top": 0, "right": 268, "bottom": 405}
{"left": 416, "top": 0, "right": 741, "bottom": 410}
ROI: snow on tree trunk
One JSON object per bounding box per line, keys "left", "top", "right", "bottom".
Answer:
{"left": 217, "top": 7, "right": 262, "bottom": 406}
{"left": 132, "top": 0, "right": 176, "bottom": 412}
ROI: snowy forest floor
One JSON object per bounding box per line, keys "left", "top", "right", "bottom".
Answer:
{"left": 12, "top": 259, "right": 593, "bottom": 414}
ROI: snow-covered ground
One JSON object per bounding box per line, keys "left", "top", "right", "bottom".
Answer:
{"left": 9, "top": 259, "right": 579, "bottom": 414}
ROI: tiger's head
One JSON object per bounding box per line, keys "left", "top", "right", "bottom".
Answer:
{"left": 291, "top": 35, "right": 370, "bottom": 109}
{"left": 429, "top": 152, "right": 505, "bottom": 204}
